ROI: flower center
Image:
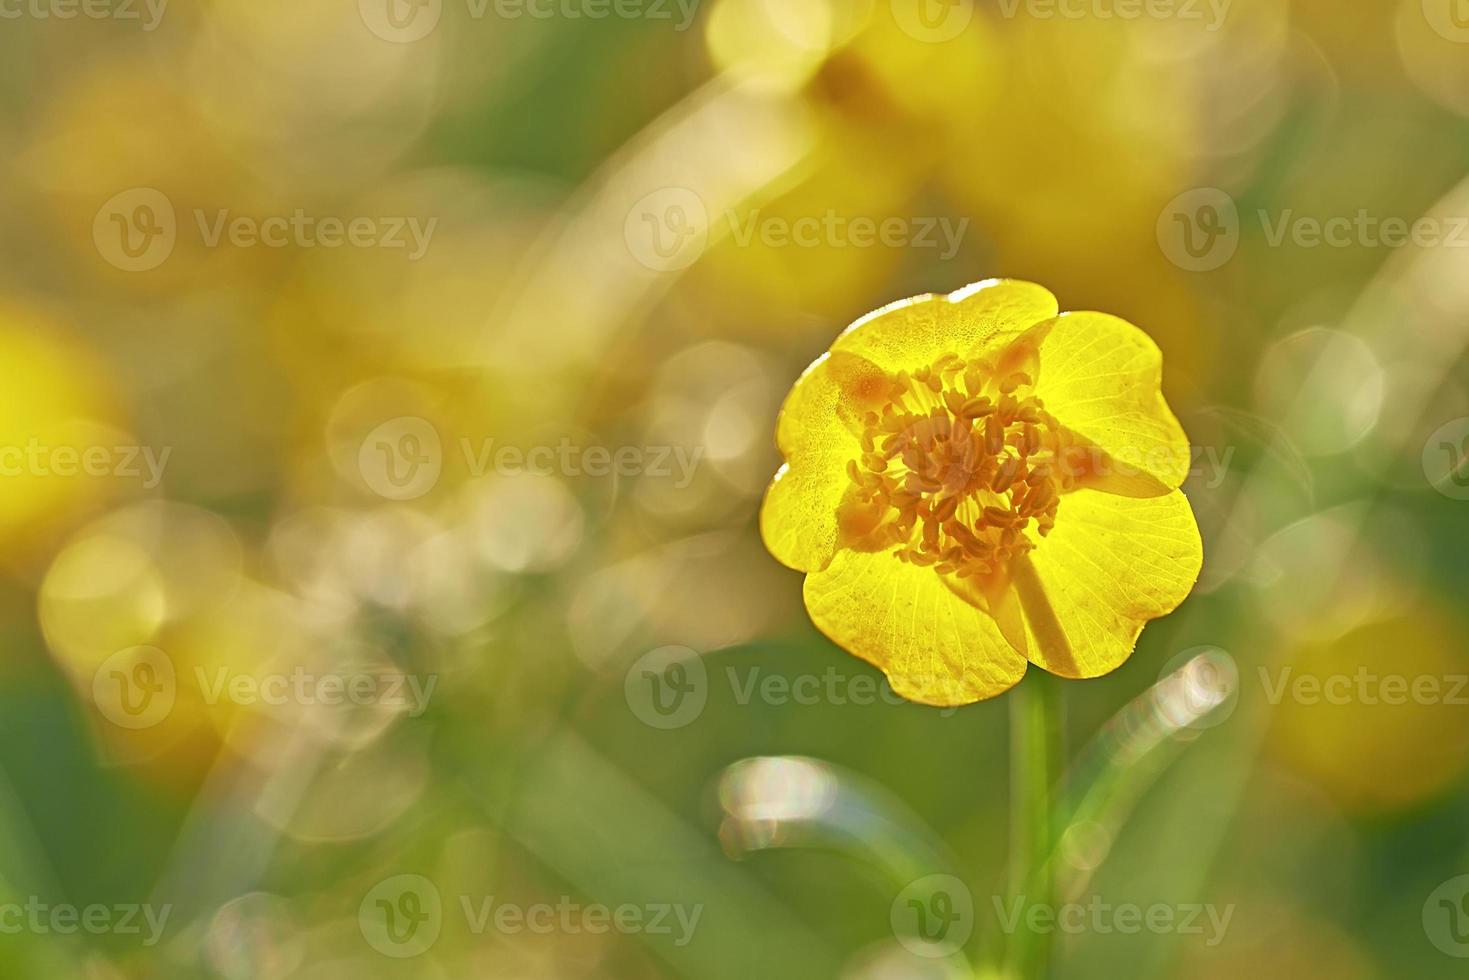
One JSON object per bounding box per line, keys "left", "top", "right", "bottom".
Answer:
{"left": 842, "top": 352, "right": 1077, "bottom": 579}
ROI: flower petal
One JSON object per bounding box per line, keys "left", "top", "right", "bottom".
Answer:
{"left": 803, "top": 550, "right": 1029, "bottom": 705}
{"left": 761, "top": 350, "right": 890, "bottom": 572}
{"left": 831, "top": 279, "right": 1059, "bottom": 374}
{"left": 1012, "top": 488, "right": 1203, "bottom": 679}
{"left": 761, "top": 461, "right": 849, "bottom": 572}
{"left": 1031, "top": 311, "right": 1191, "bottom": 489}
{"left": 774, "top": 350, "right": 891, "bottom": 458}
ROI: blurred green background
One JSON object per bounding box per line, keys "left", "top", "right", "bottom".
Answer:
{"left": 1, "top": 0, "right": 1468, "bottom": 976}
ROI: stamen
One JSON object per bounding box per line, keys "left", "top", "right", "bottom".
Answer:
{"left": 842, "top": 350, "right": 1070, "bottom": 578}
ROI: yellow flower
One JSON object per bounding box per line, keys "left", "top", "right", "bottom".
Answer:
{"left": 761, "top": 279, "right": 1203, "bottom": 706}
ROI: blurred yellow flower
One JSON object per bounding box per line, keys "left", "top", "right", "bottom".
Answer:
{"left": 0, "top": 304, "right": 124, "bottom": 553}
{"left": 761, "top": 280, "right": 1203, "bottom": 705}
{"left": 1270, "top": 610, "right": 1469, "bottom": 814}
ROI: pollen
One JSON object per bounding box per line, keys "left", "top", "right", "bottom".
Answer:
{"left": 842, "top": 351, "right": 1079, "bottom": 579}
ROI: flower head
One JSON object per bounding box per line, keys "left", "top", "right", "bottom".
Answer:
{"left": 761, "top": 280, "right": 1203, "bottom": 706}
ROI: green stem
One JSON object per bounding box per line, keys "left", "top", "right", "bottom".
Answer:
{"left": 1006, "top": 668, "right": 1063, "bottom": 979}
